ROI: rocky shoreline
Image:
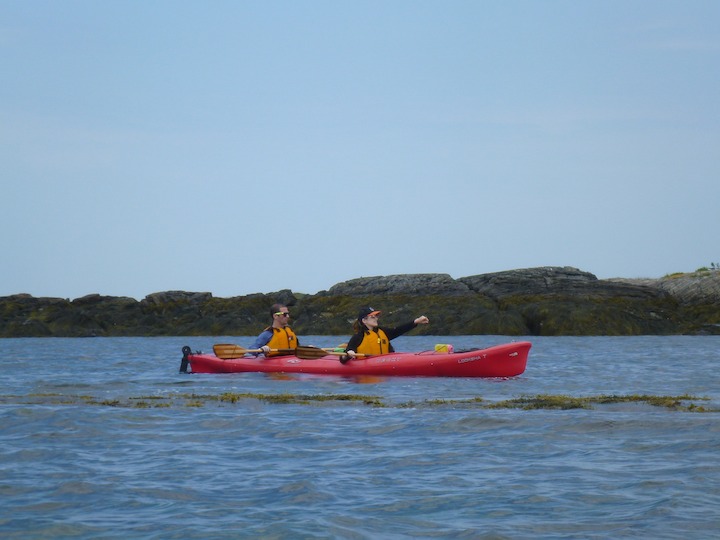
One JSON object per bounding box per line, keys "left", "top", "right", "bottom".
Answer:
{"left": 2, "top": 266, "right": 719, "bottom": 337}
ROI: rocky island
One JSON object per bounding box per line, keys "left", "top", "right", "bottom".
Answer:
{"left": 2, "top": 267, "right": 718, "bottom": 337}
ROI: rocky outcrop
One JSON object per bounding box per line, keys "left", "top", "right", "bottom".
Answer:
{"left": 459, "top": 266, "right": 666, "bottom": 300}
{"left": 610, "top": 271, "right": 720, "bottom": 305}
{"left": 142, "top": 291, "right": 212, "bottom": 305}
{"left": 325, "top": 273, "right": 471, "bottom": 296}
{"left": 1, "top": 267, "right": 718, "bottom": 337}
{"left": 72, "top": 294, "right": 137, "bottom": 306}
{"left": 323, "top": 266, "right": 675, "bottom": 301}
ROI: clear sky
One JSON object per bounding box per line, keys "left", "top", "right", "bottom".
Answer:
{"left": 2, "top": 1, "right": 719, "bottom": 300}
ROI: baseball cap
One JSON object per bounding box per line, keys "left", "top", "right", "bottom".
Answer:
{"left": 357, "top": 307, "right": 381, "bottom": 320}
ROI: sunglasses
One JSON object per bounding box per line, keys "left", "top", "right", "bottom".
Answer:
{"left": 274, "top": 312, "right": 290, "bottom": 317}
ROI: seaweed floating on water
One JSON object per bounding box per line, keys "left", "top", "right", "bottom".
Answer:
{"left": 486, "top": 393, "right": 711, "bottom": 411}
{"left": 1, "top": 392, "right": 715, "bottom": 411}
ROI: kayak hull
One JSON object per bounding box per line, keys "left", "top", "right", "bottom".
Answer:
{"left": 183, "top": 341, "right": 531, "bottom": 378}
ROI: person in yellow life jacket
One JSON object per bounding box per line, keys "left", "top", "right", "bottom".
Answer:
{"left": 343, "top": 307, "right": 429, "bottom": 363}
{"left": 250, "top": 303, "right": 299, "bottom": 357}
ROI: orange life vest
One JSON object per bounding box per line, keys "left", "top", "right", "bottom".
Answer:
{"left": 355, "top": 328, "right": 391, "bottom": 355}
{"left": 266, "top": 326, "right": 298, "bottom": 356}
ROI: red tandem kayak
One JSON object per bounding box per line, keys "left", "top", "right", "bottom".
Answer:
{"left": 180, "top": 341, "right": 531, "bottom": 378}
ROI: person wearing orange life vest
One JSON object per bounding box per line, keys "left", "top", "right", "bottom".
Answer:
{"left": 250, "top": 303, "right": 299, "bottom": 357}
{"left": 343, "top": 307, "right": 429, "bottom": 363}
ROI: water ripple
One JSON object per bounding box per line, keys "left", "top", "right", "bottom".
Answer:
{"left": 1, "top": 336, "right": 719, "bottom": 538}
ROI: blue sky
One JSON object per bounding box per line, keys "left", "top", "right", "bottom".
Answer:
{"left": 2, "top": 1, "right": 719, "bottom": 300}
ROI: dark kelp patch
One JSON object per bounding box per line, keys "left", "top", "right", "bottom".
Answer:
{"left": 399, "top": 397, "right": 485, "bottom": 409}
{"left": 0, "top": 393, "right": 715, "bottom": 411}
{"left": 487, "top": 394, "right": 711, "bottom": 411}
{"left": 184, "top": 392, "right": 386, "bottom": 407}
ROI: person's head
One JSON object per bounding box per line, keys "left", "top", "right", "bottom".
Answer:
{"left": 270, "top": 303, "right": 290, "bottom": 327}
{"left": 354, "top": 306, "right": 381, "bottom": 332}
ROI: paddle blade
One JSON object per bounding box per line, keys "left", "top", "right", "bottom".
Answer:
{"left": 213, "top": 343, "right": 250, "bottom": 359}
{"left": 294, "top": 346, "right": 332, "bottom": 359}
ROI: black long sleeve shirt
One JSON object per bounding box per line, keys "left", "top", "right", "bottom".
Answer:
{"left": 345, "top": 320, "right": 418, "bottom": 353}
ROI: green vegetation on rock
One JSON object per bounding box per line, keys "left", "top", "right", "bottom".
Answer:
{"left": 2, "top": 267, "right": 718, "bottom": 336}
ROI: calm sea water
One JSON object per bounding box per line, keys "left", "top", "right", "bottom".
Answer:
{"left": 1, "top": 335, "right": 719, "bottom": 539}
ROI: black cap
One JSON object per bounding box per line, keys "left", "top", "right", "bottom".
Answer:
{"left": 357, "top": 307, "right": 381, "bottom": 320}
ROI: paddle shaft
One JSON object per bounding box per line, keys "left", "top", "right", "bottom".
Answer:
{"left": 214, "top": 344, "right": 366, "bottom": 360}
{"left": 213, "top": 343, "right": 292, "bottom": 359}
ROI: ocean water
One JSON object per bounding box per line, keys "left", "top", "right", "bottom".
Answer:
{"left": 1, "top": 335, "right": 719, "bottom": 539}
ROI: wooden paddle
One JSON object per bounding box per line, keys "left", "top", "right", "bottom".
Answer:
{"left": 296, "top": 346, "right": 367, "bottom": 359}
{"left": 213, "top": 344, "right": 293, "bottom": 359}
{"left": 294, "top": 346, "right": 332, "bottom": 359}
{"left": 213, "top": 344, "right": 366, "bottom": 361}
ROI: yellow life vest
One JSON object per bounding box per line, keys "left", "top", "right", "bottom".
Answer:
{"left": 266, "top": 326, "right": 298, "bottom": 356}
{"left": 355, "top": 328, "right": 391, "bottom": 355}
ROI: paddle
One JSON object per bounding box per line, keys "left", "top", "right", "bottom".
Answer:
{"left": 213, "top": 344, "right": 365, "bottom": 361}
{"left": 213, "top": 343, "right": 294, "bottom": 359}
{"left": 296, "top": 346, "right": 367, "bottom": 359}
{"left": 294, "top": 346, "right": 333, "bottom": 359}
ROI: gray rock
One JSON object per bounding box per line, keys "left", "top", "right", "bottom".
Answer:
{"left": 142, "top": 291, "right": 212, "bottom": 305}
{"left": 2, "top": 294, "right": 68, "bottom": 306}
{"left": 268, "top": 289, "right": 298, "bottom": 306}
{"left": 459, "top": 266, "right": 665, "bottom": 300}
{"left": 611, "top": 271, "right": 720, "bottom": 305}
{"left": 327, "top": 273, "right": 471, "bottom": 296}
{"left": 72, "top": 294, "right": 136, "bottom": 306}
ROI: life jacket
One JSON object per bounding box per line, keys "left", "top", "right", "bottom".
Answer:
{"left": 266, "top": 326, "right": 298, "bottom": 356}
{"left": 355, "top": 328, "right": 391, "bottom": 355}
